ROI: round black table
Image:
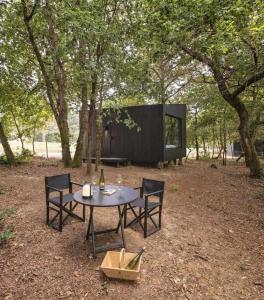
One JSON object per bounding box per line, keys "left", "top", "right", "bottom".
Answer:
{"left": 73, "top": 185, "right": 138, "bottom": 258}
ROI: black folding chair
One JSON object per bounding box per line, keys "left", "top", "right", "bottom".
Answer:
{"left": 45, "top": 174, "right": 85, "bottom": 232}
{"left": 124, "top": 178, "right": 165, "bottom": 238}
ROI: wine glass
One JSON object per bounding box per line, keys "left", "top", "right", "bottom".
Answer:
{"left": 116, "top": 174, "right": 122, "bottom": 190}
{"left": 92, "top": 175, "right": 97, "bottom": 193}
{"left": 92, "top": 175, "right": 97, "bottom": 185}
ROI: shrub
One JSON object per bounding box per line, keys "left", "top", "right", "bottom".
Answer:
{"left": 0, "top": 208, "right": 15, "bottom": 246}
{"left": 0, "top": 229, "right": 13, "bottom": 244}
{"left": 0, "top": 155, "right": 9, "bottom": 165}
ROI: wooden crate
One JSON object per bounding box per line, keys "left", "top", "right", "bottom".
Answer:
{"left": 100, "top": 248, "right": 142, "bottom": 280}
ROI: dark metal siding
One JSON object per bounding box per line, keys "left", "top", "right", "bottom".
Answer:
{"left": 101, "top": 105, "right": 164, "bottom": 163}
{"left": 91, "top": 104, "right": 187, "bottom": 163}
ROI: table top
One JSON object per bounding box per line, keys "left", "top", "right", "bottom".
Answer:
{"left": 73, "top": 185, "right": 138, "bottom": 207}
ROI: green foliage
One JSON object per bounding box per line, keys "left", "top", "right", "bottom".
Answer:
{"left": 16, "top": 148, "right": 32, "bottom": 163}
{"left": 45, "top": 132, "right": 61, "bottom": 143}
{"left": 170, "top": 185, "right": 178, "bottom": 193}
{"left": 0, "top": 229, "right": 13, "bottom": 244}
{"left": 0, "top": 155, "right": 9, "bottom": 165}
{"left": 0, "top": 207, "right": 15, "bottom": 245}
{"left": 0, "top": 186, "right": 5, "bottom": 196}
{"left": 0, "top": 150, "right": 32, "bottom": 165}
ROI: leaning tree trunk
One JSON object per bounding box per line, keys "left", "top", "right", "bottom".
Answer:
{"left": 238, "top": 109, "right": 262, "bottom": 177}
{"left": 0, "top": 122, "right": 16, "bottom": 166}
{"left": 11, "top": 111, "right": 25, "bottom": 151}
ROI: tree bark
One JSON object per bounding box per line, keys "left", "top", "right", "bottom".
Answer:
{"left": 86, "top": 103, "right": 95, "bottom": 175}
{"left": 194, "top": 106, "right": 199, "bottom": 160}
{"left": 95, "top": 81, "right": 105, "bottom": 172}
{"left": 72, "top": 38, "right": 88, "bottom": 167}
{"left": 10, "top": 111, "right": 24, "bottom": 151}
{"left": 0, "top": 122, "right": 16, "bottom": 166}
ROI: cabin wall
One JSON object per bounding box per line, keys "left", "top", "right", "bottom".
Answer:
{"left": 87, "top": 104, "right": 187, "bottom": 163}
{"left": 101, "top": 105, "right": 164, "bottom": 163}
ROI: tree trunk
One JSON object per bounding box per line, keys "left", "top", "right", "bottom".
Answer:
{"left": 72, "top": 100, "right": 88, "bottom": 167}
{"left": 237, "top": 110, "right": 262, "bottom": 177}
{"left": 45, "top": 134, "right": 49, "bottom": 158}
{"left": 86, "top": 104, "right": 95, "bottom": 175}
{"left": 194, "top": 106, "right": 199, "bottom": 160}
{"left": 11, "top": 111, "right": 24, "bottom": 151}
{"left": 56, "top": 115, "right": 72, "bottom": 166}
{"left": 185, "top": 147, "right": 192, "bottom": 162}
{"left": 222, "top": 108, "right": 227, "bottom": 166}
{"left": 32, "top": 126, "right": 36, "bottom": 154}
{"left": 72, "top": 37, "right": 88, "bottom": 167}
{"left": 211, "top": 127, "right": 215, "bottom": 159}
{"left": 202, "top": 136, "right": 207, "bottom": 156}
{"left": 0, "top": 121, "right": 16, "bottom": 166}
{"left": 95, "top": 84, "right": 104, "bottom": 172}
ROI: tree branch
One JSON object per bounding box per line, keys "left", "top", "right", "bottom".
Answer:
{"left": 22, "top": 0, "right": 39, "bottom": 22}
{"left": 232, "top": 70, "right": 264, "bottom": 98}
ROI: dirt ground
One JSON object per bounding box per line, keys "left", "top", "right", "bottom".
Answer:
{"left": 0, "top": 158, "right": 263, "bottom": 300}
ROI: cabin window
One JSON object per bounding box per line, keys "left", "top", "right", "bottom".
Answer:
{"left": 165, "top": 114, "right": 182, "bottom": 149}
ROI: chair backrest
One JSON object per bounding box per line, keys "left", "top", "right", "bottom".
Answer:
{"left": 45, "top": 174, "right": 71, "bottom": 192}
{"left": 142, "top": 178, "right": 165, "bottom": 196}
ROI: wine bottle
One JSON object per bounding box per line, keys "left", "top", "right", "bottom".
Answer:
{"left": 99, "top": 169, "right": 105, "bottom": 190}
{"left": 125, "top": 248, "right": 145, "bottom": 270}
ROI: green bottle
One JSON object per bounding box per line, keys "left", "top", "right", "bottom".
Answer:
{"left": 99, "top": 169, "right": 105, "bottom": 190}
{"left": 125, "top": 248, "right": 145, "bottom": 270}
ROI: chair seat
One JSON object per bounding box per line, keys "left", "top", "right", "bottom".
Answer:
{"left": 49, "top": 193, "right": 74, "bottom": 205}
{"left": 131, "top": 198, "right": 160, "bottom": 209}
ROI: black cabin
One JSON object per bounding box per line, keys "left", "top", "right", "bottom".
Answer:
{"left": 90, "top": 104, "right": 186, "bottom": 164}
{"left": 233, "top": 140, "right": 264, "bottom": 157}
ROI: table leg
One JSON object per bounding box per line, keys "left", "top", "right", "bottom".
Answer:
{"left": 86, "top": 205, "right": 127, "bottom": 258}
{"left": 86, "top": 206, "right": 96, "bottom": 258}
{"left": 118, "top": 205, "right": 126, "bottom": 249}
{"left": 116, "top": 204, "right": 127, "bottom": 233}
{"left": 85, "top": 207, "right": 92, "bottom": 240}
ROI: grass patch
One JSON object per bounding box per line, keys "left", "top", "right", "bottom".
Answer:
{"left": 170, "top": 185, "right": 178, "bottom": 192}
{"left": 0, "top": 186, "right": 5, "bottom": 196}
{"left": 0, "top": 229, "right": 13, "bottom": 244}
{"left": 256, "top": 189, "right": 264, "bottom": 200}
{"left": 0, "top": 207, "right": 15, "bottom": 245}
{"left": 0, "top": 149, "right": 33, "bottom": 166}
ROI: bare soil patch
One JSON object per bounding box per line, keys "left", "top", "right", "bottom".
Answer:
{"left": 0, "top": 158, "right": 263, "bottom": 299}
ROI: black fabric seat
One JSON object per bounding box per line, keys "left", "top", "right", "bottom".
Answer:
{"left": 130, "top": 198, "right": 160, "bottom": 209}
{"left": 124, "top": 178, "right": 165, "bottom": 238}
{"left": 49, "top": 193, "right": 74, "bottom": 205}
{"left": 45, "top": 174, "right": 85, "bottom": 232}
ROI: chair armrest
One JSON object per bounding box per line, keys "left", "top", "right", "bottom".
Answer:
{"left": 70, "top": 181, "right": 83, "bottom": 187}
{"left": 46, "top": 185, "right": 63, "bottom": 193}
{"left": 134, "top": 186, "right": 143, "bottom": 197}
{"left": 145, "top": 190, "right": 163, "bottom": 197}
